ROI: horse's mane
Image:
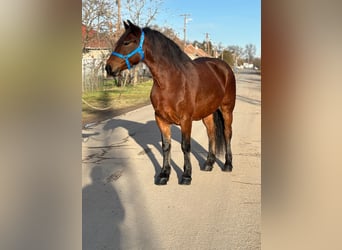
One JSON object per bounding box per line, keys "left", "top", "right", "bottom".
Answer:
{"left": 143, "top": 27, "right": 192, "bottom": 68}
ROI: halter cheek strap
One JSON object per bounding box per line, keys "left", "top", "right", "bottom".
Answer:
{"left": 111, "top": 30, "right": 145, "bottom": 70}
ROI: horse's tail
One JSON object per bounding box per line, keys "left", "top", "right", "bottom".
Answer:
{"left": 213, "top": 109, "right": 226, "bottom": 155}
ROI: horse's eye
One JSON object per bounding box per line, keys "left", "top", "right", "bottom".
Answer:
{"left": 123, "top": 40, "right": 131, "bottom": 46}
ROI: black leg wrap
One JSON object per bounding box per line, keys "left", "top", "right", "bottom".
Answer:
{"left": 156, "top": 172, "right": 170, "bottom": 185}
{"left": 180, "top": 175, "right": 192, "bottom": 185}
{"left": 222, "top": 160, "right": 233, "bottom": 172}
{"left": 202, "top": 152, "right": 215, "bottom": 171}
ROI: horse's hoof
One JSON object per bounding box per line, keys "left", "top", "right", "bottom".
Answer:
{"left": 180, "top": 176, "right": 192, "bottom": 185}
{"left": 222, "top": 163, "right": 233, "bottom": 172}
{"left": 202, "top": 164, "right": 213, "bottom": 171}
{"left": 156, "top": 172, "right": 169, "bottom": 185}
{"left": 157, "top": 177, "right": 169, "bottom": 185}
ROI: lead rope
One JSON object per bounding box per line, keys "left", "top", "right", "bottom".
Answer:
{"left": 82, "top": 98, "right": 113, "bottom": 111}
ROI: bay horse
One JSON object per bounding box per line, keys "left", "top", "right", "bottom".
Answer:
{"left": 106, "top": 20, "right": 236, "bottom": 185}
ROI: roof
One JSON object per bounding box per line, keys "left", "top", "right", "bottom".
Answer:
{"left": 184, "top": 44, "right": 210, "bottom": 59}
{"left": 82, "top": 24, "right": 111, "bottom": 49}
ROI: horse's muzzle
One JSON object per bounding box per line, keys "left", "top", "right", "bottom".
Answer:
{"left": 105, "top": 64, "right": 119, "bottom": 77}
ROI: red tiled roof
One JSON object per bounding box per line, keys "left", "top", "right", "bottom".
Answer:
{"left": 184, "top": 44, "right": 210, "bottom": 58}
{"left": 82, "top": 24, "right": 111, "bottom": 49}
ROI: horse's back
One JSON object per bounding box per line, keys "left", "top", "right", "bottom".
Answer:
{"left": 194, "top": 57, "right": 234, "bottom": 83}
{"left": 193, "top": 57, "right": 235, "bottom": 94}
{"left": 193, "top": 57, "right": 236, "bottom": 111}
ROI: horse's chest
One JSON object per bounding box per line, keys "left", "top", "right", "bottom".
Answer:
{"left": 150, "top": 84, "right": 185, "bottom": 125}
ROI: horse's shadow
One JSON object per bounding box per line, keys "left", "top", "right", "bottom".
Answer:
{"left": 103, "top": 118, "right": 223, "bottom": 184}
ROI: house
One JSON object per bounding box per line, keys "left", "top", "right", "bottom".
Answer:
{"left": 184, "top": 44, "right": 210, "bottom": 59}
{"left": 82, "top": 24, "right": 113, "bottom": 88}
{"left": 243, "top": 62, "right": 254, "bottom": 69}
{"left": 82, "top": 24, "right": 113, "bottom": 59}
{"left": 82, "top": 24, "right": 112, "bottom": 50}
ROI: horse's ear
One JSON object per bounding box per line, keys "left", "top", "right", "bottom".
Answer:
{"left": 127, "top": 20, "right": 134, "bottom": 27}
{"left": 123, "top": 20, "right": 129, "bottom": 30}
{"left": 126, "top": 20, "right": 141, "bottom": 35}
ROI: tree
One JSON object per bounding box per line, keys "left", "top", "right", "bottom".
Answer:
{"left": 192, "top": 40, "right": 205, "bottom": 50}
{"left": 221, "top": 50, "right": 235, "bottom": 66}
{"left": 121, "top": 0, "right": 164, "bottom": 85}
{"left": 252, "top": 57, "right": 261, "bottom": 70}
{"left": 244, "top": 43, "right": 256, "bottom": 63}
{"left": 151, "top": 25, "right": 183, "bottom": 48}
{"left": 227, "top": 45, "right": 244, "bottom": 65}
{"left": 82, "top": 0, "right": 116, "bottom": 50}
{"left": 123, "top": 0, "right": 163, "bottom": 26}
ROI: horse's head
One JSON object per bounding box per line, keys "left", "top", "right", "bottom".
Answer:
{"left": 105, "top": 20, "right": 145, "bottom": 77}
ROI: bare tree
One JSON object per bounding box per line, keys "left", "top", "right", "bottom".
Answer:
{"left": 149, "top": 25, "right": 183, "bottom": 47}
{"left": 123, "top": 0, "right": 163, "bottom": 26}
{"left": 82, "top": 0, "right": 116, "bottom": 50}
{"left": 244, "top": 43, "right": 256, "bottom": 63}
{"left": 82, "top": 0, "right": 119, "bottom": 92}
{"left": 227, "top": 45, "right": 244, "bottom": 65}
{"left": 120, "top": 0, "right": 163, "bottom": 85}
{"left": 82, "top": 0, "right": 164, "bottom": 87}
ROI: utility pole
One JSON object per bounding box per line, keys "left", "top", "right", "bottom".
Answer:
{"left": 180, "top": 14, "right": 191, "bottom": 48}
{"left": 205, "top": 32, "right": 210, "bottom": 54}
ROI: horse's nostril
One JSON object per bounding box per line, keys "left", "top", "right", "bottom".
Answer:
{"left": 105, "top": 64, "right": 112, "bottom": 75}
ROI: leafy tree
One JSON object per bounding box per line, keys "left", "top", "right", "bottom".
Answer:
{"left": 221, "top": 50, "right": 235, "bottom": 66}
{"left": 192, "top": 40, "right": 205, "bottom": 50}
{"left": 237, "top": 57, "right": 244, "bottom": 66}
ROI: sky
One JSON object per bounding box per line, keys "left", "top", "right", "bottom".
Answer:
{"left": 154, "top": 0, "right": 261, "bottom": 57}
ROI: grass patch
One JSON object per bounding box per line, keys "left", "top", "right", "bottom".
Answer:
{"left": 82, "top": 80, "right": 153, "bottom": 125}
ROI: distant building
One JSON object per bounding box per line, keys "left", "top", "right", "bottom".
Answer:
{"left": 82, "top": 24, "right": 111, "bottom": 51}
{"left": 82, "top": 24, "right": 112, "bottom": 88}
{"left": 184, "top": 44, "right": 210, "bottom": 59}
{"left": 243, "top": 62, "right": 254, "bottom": 69}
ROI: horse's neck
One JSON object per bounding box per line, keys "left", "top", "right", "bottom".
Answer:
{"left": 143, "top": 57, "right": 177, "bottom": 87}
{"left": 142, "top": 34, "right": 188, "bottom": 87}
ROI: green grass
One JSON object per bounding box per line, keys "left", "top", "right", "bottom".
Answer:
{"left": 82, "top": 80, "right": 153, "bottom": 123}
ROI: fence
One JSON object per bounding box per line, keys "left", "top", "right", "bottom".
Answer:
{"left": 82, "top": 50, "right": 151, "bottom": 92}
{"left": 82, "top": 56, "right": 107, "bottom": 92}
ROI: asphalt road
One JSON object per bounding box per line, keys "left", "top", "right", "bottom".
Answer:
{"left": 82, "top": 72, "right": 261, "bottom": 250}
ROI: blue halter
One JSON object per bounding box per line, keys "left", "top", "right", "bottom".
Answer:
{"left": 111, "top": 30, "right": 145, "bottom": 70}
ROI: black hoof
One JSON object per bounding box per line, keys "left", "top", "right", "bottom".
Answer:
{"left": 156, "top": 172, "right": 169, "bottom": 185}
{"left": 156, "top": 177, "right": 169, "bottom": 185}
{"left": 180, "top": 176, "right": 192, "bottom": 185}
{"left": 202, "top": 164, "right": 213, "bottom": 171}
{"left": 222, "top": 163, "right": 233, "bottom": 172}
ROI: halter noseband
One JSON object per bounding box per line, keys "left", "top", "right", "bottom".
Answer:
{"left": 111, "top": 30, "right": 145, "bottom": 70}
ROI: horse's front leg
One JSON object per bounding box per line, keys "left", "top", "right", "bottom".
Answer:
{"left": 155, "top": 114, "right": 171, "bottom": 185}
{"left": 180, "top": 119, "right": 192, "bottom": 185}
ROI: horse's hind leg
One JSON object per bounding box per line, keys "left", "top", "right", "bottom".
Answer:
{"left": 180, "top": 118, "right": 192, "bottom": 185}
{"left": 155, "top": 115, "right": 171, "bottom": 185}
{"left": 202, "top": 114, "right": 216, "bottom": 171}
{"left": 221, "top": 106, "right": 234, "bottom": 171}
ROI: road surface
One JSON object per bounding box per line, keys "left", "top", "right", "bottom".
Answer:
{"left": 82, "top": 73, "right": 261, "bottom": 249}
